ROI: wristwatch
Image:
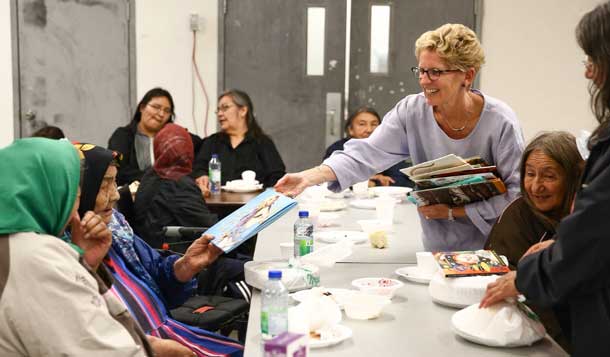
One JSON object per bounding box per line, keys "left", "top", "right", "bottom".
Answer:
{"left": 448, "top": 207, "right": 455, "bottom": 221}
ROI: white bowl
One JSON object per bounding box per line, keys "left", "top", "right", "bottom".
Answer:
{"left": 344, "top": 293, "right": 391, "bottom": 320}
{"left": 351, "top": 277, "right": 404, "bottom": 298}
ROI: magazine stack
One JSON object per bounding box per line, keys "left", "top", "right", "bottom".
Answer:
{"left": 401, "top": 154, "right": 506, "bottom": 207}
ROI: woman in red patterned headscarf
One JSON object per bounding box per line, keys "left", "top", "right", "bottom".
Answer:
{"left": 134, "top": 123, "right": 217, "bottom": 249}
{"left": 153, "top": 123, "right": 194, "bottom": 181}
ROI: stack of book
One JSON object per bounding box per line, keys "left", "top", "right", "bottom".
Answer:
{"left": 401, "top": 154, "right": 506, "bottom": 207}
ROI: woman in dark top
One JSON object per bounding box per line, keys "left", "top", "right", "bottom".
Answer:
{"left": 193, "top": 89, "right": 285, "bottom": 194}
{"left": 324, "top": 107, "right": 413, "bottom": 187}
{"left": 108, "top": 87, "right": 202, "bottom": 186}
{"left": 481, "top": 3, "right": 610, "bottom": 354}
{"left": 485, "top": 131, "right": 584, "bottom": 268}
{"left": 484, "top": 131, "right": 584, "bottom": 352}
{"left": 134, "top": 123, "right": 216, "bottom": 249}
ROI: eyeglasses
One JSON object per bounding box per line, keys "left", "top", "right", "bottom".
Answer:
{"left": 411, "top": 66, "right": 462, "bottom": 81}
{"left": 147, "top": 103, "right": 172, "bottom": 115}
{"left": 582, "top": 58, "right": 594, "bottom": 70}
{"left": 215, "top": 104, "right": 235, "bottom": 114}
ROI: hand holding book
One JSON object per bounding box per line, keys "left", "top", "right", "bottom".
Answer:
{"left": 206, "top": 189, "right": 297, "bottom": 253}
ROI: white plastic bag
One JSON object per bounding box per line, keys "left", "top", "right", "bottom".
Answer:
{"left": 300, "top": 240, "right": 353, "bottom": 268}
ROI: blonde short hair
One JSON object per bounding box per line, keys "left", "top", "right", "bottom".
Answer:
{"left": 415, "top": 23, "right": 485, "bottom": 72}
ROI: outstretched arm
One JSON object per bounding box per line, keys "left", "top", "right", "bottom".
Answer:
{"left": 274, "top": 165, "right": 337, "bottom": 197}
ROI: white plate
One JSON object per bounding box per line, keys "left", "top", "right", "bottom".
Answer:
{"left": 325, "top": 190, "right": 351, "bottom": 199}
{"left": 319, "top": 201, "right": 347, "bottom": 212}
{"left": 451, "top": 306, "right": 544, "bottom": 347}
{"left": 430, "top": 296, "right": 469, "bottom": 309}
{"left": 371, "top": 186, "right": 412, "bottom": 198}
{"left": 221, "top": 184, "right": 263, "bottom": 193}
{"left": 309, "top": 324, "right": 352, "bottom": 348}
{"left": 290, "top": 288, "right": 356, "bottom": 308}
{"left": 315, "top": 230, "right": 368, "bottom": 244}
{"left": 348, "top": 199, "right": 376, "bottom": 209}
{"left": 395, "top": 266, "right": 434, "bottom": 284}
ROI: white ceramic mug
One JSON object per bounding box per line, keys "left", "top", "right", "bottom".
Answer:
{"left": 416, "top": 251, "right": 438, "bottom": 275}
{"left": 241, "top": 170, "right": 256, "bottom": 183}
{"left": 352, "top": 180, "right": 369, "bottom": 198}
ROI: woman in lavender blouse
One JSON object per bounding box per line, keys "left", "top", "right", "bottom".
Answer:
{"left": 275, "top": 24, "right": 524, "bottom": 251}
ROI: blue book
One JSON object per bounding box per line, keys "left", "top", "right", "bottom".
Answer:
{"left": 208, "top": 189, "right": 297, "bottom": 253}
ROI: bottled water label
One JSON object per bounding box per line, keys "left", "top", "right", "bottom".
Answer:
{"left": 209, "top": 169, "right": 221, "bottom": 182}
{"left": 261, "top": 306, "right": 288, "bottom": 339}
{"left": 294, "top": 222, "right": 313, "bottom": 257}
{"left": 297, "top": 235, "right": 313, "bottom": 256}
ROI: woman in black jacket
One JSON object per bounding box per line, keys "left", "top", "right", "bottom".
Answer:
{"left": 481, "top": 3, "right": 610, "bottom": 355}
{"left": 192, "top": 89, "right": 285, "bottom": 195}
{"left": 108, "top": 87, "right": 202, "bottom": 186}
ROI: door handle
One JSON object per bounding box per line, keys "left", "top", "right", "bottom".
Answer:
{"left": 24, "top": 110, "right": 37, "bottom": 121}
{"left": 325, "top": 92, "right": 342, "bottom": 148}
{"left": 327, "top": 109, "right": 336, "bottom": 136}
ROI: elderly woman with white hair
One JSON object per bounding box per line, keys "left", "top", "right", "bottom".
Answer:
{"left": 276, "top": 23, "right": 524, "bottom": 251}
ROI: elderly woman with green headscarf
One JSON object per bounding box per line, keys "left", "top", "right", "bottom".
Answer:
{"left": 0, "top": 138, "right": 152, "bottom": 356}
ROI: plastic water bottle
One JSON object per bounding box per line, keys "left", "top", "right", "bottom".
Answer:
{"left": 209, "top": 154, "right": 221, "bottom": 195}
{"left": 261, "top": 270, "right": 288, "bottom": 340}
{"left": 293, "top": 211, "right": 314, "bottom": 258}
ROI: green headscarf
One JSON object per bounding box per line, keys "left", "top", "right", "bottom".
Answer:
{"left": 0, "top": 138, "right": 80, "bottom": 237}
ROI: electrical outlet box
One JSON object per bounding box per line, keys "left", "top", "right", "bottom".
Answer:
{"left": 190, "top": 13, "right": 199, "bottom": 31}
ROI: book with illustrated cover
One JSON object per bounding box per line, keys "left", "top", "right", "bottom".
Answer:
{"left": 433, "top": 250, "right": 510, "bottom": 277}
{"left": 207, "top": 189, "right": 297, "bottom": 253}
{"left": 407, "top": 177, "right": 506, "bottom": 206}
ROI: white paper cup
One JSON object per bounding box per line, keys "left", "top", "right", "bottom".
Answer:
{"left": 280, "top": 242, "right": 294, "bottom": 260}
{"left": 241, "top": 170, "right": 256, "bottom": 183}
{"left": 352, "top": 180, "right": 369, "bottom": 198}
{"left": 375, "top": 197, "right": 396, "bottom": 225}
{"left": 416, "top": 251, "right": 438, "bottom": 275}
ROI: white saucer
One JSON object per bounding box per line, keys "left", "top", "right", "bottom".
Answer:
{"left": 222, "top": 184, "right": 263, "bottom": 193}
{"left": 349, "top": 199, "right": 376, "bottom": 209}
{"left": 325, "top": 190, "right": 351, "bottom": 199}
{"left": 371, "top": 186, "right": 412, "bottom": 198}
{"left": 309, "top": 324, "right": 352, "bottom": 348}
{"left": 395, "top": 266, "right": 435, "bottom": 284}
{"left": 315, "top": 230, "right": 368, "bottom": 244}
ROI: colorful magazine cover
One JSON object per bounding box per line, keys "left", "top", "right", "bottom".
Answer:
{"left": 433, "top": 250, "right": 510, "bottom": 277}
{"left": 208, "top": 189, "right": 297, "bottom": 253}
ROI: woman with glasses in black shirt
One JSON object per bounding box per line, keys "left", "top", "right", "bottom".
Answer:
{"left": 108, "top": 87, "right": 203, "bottom": 186}
{"left": 193, "top": 89, "right": 285, "bottom": 196}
